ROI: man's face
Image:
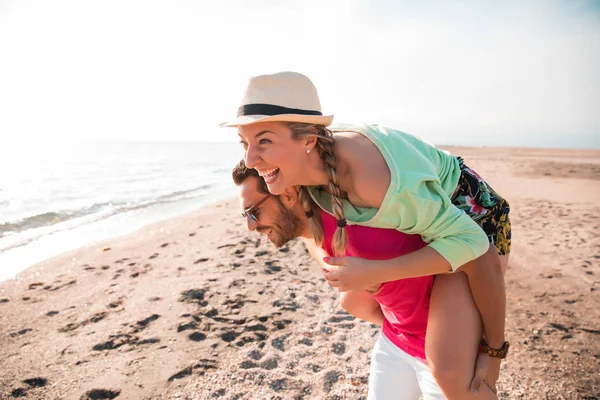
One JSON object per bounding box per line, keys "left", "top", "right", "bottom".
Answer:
{"left": 239, "top": 176, "right": 302, "bottom": 247}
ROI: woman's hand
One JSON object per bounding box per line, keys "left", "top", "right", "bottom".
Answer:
{"left": 321, "top": 256, "right": 385, "bottom": 292}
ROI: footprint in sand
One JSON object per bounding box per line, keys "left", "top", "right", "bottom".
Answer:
{"left": 9, "top": 378, "right": 48, "bottom": 398}
{"left": 188, "top": 332, "right": 207, "bottom": 342}
{"left": 28, "top": 282, "right": 45, "bottom": 290}
{"left": 332, "top": 342, "right": 346, "bottom": 355}
{"left": 92, "top": 334, "right": 135, "bottom": 351}
{"left": 260, "top": 357, "right": 279, "bottom": 370}
{"left": 11, "top": 388, "right": 27, "bottom": 397}
{"left": 80, "top": 388, "right": 121, "bottom": 399}
{"left": 177, "top": 322, "right": 197, "bottom": 332}
{"left": 59, "top": 312, "right": 108, "bottom": 333}
{"left": 322, "top": 370, "right": 343, "bottom": 393}
{"left": 24, "top": 378, "right": 47, "bottom": 388}
{"left": 271, "top": 336, "right": 287, "bottom": 351}
{"left": 220, "top": 331, "right": 241, "bottom": 343}
{"left": 222, "top": 296, "right": 256, "bottom": 311}
{"left": 248, "top": 349, "right": 264, "bottom": 360}
{"left": 131, "top": 314, "right": 160, "bottom": 333}
{"left": 91, "top": 315, "right": 160, "bottom": 351}
{"left": 10, "top": 328, "right": 32, "bottom": 337}
{"left": 272, "top": 299, "right": 299, "bottom": 312}
{"left": 264, "top": 262, "right": 282, "bottom": 274}
{"left": 272, "top": 320, "right": 292, "bottom": 330}
{"left": 179, "top": 289, "right": 207, "bottom": 305}
{"left": 48, "top": 280, "right": 77, "bottom": 292}
{"left": 107, "top": 297, "right": 124, "bottom": 309}
{"left": 268, "top": 378, "right": 287, "bottom": 392}
{"left": 167, "top": 359, "right": 217, "bottom": 382}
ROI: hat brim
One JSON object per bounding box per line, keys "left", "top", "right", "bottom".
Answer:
{"left": 219, "top": 114, "right": 334, "bottom": 128}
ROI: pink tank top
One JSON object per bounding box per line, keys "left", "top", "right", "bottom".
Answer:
{"left": 320, "top": 211, "right": 433, "bottom": 361}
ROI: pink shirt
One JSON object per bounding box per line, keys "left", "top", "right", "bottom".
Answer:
{"left": 320, "top": 210, "right": 433, "bottom": 361}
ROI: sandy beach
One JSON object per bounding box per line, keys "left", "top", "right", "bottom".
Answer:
{"left": 1, "top": 147, "right": 598, "bottom": 400}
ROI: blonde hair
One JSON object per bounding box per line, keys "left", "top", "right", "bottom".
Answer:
{"left": 286, "top": 122, "right": 348, "bottom": 257}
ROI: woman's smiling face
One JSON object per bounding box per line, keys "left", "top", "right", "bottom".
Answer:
{"left": 238, "top": 122, "right": 312, "bottom": 195}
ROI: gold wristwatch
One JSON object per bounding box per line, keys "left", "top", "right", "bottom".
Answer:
{"left": 479, "top": 339, "right": 510, "bottom": 359}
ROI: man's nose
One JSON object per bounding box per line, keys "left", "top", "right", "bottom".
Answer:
{"left": 246, "top": 215, "right": 258, "bottom": 231}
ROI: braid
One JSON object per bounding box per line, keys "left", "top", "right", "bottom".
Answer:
{"left": 297, "top": 186, "right": 324, "bottom": 246}
{"left": 314, "top": 127, "right": 348, "bottom": 256}
{"left": 286, "top": 122, "right": 348, "bottom": 257}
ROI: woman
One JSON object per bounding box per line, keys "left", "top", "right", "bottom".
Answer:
{"left": 222, "top": 71, "right": 511, "bottom": 398}
{"left": 233, "top": 162, "right": 446, "bottom": 398}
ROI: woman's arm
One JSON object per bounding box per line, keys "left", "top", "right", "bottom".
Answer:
{"left": 304, "top": 238, "right": 329, "bottom": 269}
{"left": 323, "top": 244, "right": 506, "bottom": 351}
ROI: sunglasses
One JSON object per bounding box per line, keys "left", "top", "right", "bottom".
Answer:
{"left": 241, "top": 195, "right": 271, "bottom": 223}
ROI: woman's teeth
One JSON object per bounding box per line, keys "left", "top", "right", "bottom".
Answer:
{"left": 259, "top": 168, "right": 280, "bottom": 184}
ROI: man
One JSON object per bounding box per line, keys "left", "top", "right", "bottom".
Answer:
{"left": 232, "top": 160, "right": 508, "bottom": 399}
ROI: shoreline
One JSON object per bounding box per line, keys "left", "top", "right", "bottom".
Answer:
{"left": 0, "top": 191, "right": 239, "bottom": 283}
{"left": 1, "top": 147, "right": 599, "bottom": 399}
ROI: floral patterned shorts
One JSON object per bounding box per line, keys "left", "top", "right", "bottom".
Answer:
{"left": 451, "top": 157, "right": 511, "bottom": 255}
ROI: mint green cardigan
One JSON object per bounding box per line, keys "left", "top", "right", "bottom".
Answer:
{"left": 307, "top": 123, "right": 489, "bottom": 271}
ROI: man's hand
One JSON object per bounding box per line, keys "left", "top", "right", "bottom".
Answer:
{"left": 321, "top": 256, "right": 384, "bottom": 292}
{"left": 470, "top": 352, "right": 501, "bottom": 395}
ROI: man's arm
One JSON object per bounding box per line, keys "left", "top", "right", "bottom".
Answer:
{"left": 304, "top": 239, "right": 384, "bottom": 326}
{"left": 339, "top": 291, "right": 384, "bottom": 326}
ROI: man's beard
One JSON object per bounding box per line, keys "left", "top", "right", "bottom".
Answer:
{"left": 271, "top": 201, "right": 303, "bottom": 248}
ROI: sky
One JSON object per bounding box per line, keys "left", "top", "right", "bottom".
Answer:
{"left": 0, "top": 0, "right": 599, "bottom": 148}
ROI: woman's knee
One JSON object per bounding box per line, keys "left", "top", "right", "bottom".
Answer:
{"left": 427, "top": 356, "right": 474, "bottom": 397}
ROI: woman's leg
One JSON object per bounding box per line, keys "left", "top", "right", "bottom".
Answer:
{"left": 425, "top": 270, "right": 498, "bottom": 399}
{"left": 498, "top": 254, "right": 509, "bottom": 277}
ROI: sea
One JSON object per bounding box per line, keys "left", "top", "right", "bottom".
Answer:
{"left": 0, "top": 141, "right": 244, "bottom": 282}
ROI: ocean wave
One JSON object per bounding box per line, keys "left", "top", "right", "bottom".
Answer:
{"left": 0, "top": 203, "right": 114, "bottom": 238}
{"left": 0, "top": 183, "right": 215, "bottom": 238}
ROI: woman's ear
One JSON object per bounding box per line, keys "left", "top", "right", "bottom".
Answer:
{"left": 305, "top": 127, "right": 319, "bottom": 153}
{"left": 280, "top": 186, "right": 299, "bottom": 208}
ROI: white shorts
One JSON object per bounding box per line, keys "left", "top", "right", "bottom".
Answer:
{"left": 368, "top": 333, "right": 446, "bottom": 400}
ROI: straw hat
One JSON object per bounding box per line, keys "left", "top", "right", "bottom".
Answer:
{"left": 220, "top": 71, "right": 333, "bottom": 127}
